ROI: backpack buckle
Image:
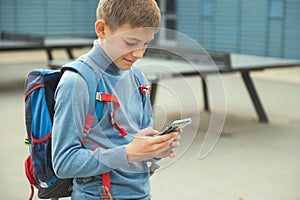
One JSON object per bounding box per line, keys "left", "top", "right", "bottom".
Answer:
{"left": 98, "top": 186, "right": 113, "bottom": 200}
{"left": 140, "top": 86, "right": 151, "bottom": 97}
{"left": 96, "top": 92, "right": 102, "bottom": 101}
{"left": 110, "top": 112, "right": 115, "bottom": 124}
{"left": 83, "top": 114, "right": 95, "bottom": 134}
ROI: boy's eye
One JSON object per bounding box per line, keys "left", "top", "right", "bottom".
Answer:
{"left": 125, "top": 41, "right": 138, "bottom": 46}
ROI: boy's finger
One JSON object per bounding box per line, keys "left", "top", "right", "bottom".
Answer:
{"left": 171, "top": 141, "right": 180, "bottom": 148}
{"left": 154, "top": 132, "right": 178, "bottom": 144}
{"left": 149, "top": 132, "right": 178, "bottom": 152}
{"left": 178, "top": 128, "right": 183, "bottom": 134}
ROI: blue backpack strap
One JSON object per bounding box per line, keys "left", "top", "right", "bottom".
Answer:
{"left": 131, "top": 65, "right": 145, "bottom": 85}
{"left": 61, "top": 61, "right": 97, "bottom": 115}
{"left": 131, "top": 65, "right": 151, "bottom": 99}
{"left": 95, "top": 80, "right": 104, "bottom": 121}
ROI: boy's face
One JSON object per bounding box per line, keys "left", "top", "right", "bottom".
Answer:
{"left": 98, "top": 23, "right": 156, "bottom": 70}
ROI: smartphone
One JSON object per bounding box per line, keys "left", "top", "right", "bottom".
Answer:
{"left": 159, "top": 118, "right": 192, "bottom": 135}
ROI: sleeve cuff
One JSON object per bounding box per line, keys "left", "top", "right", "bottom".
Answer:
{"left": 97, "top": 145, "right": 130, "bottom": 170}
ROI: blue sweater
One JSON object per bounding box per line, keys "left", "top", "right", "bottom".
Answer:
{"left": 52, "top": 40, "right": 153, "bottom": 200}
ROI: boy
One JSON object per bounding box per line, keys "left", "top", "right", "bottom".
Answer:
{"left": 52, "top": 0, "right": 181, "bottom": 199}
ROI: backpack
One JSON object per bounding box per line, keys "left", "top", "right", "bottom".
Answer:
{"left": 24, "top": 60, "right": 150, "bottom": 200}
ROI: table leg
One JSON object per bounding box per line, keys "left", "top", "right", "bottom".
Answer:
{"left": 46, "top": 48, "right": 74, "bottom": 61}
{"left": 201, "top": 75, "right": 210, "bottom": 112}
{"left": 241, "top": 71, "right": 268, "bottom": 123}
{"left": 150, "top": 81, "right": 158, "bottom": 105}
{"left": 46, "top": 48, "right": 53, "bottom": 60}
{"left": 66, "top": 48, "right": 74, "bottom": 59}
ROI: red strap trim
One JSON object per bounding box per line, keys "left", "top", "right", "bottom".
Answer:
{"left": 102, "top": 172, "right": 111, "bottom": 192}
{"left": 83, "top": 114, "right": 95, "bottom": 134}
{"left": 101, "top": 195, "right": 110, "bottom": 199}
{"left": 100, "top": 93, "right": 119, "bottom": 104}
{"left": 139, "top": 86, "right": 151, "bottom": 95}
{"left": 29, "top": 185, "right": 34, "bottom": 200}
{"left": 30, "top": 131, "right": 52, "bottom": 144}
{"left": 25, "top": 84, "right": 44, "bottom": 100}
{"left": 81, "top": 115, "right": 112, "bottom": 197}
{"left": 99, "top": 93, "right": 127, "bottom": 137}
{"left": 80, "top": 139, "right": 111, "bottom": 196}
{"left": 25, "top": 155, "right": 38, "bottom": 186}
{"left": 24, "top": 155, "right": 37, "bottom": 200}
{"left": 114, "top": 122, "right": 127, "bottom": 137}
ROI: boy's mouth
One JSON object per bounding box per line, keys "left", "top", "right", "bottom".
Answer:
{"left": 123, "top": 57, "right": 135, "bottom": 64}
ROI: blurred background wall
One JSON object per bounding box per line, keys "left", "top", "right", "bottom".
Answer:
{"left": 0, "top": 0, "right": 299, "bottom": 59}
{"left": 0, "top": 0, "right": 98, "bottom": 36}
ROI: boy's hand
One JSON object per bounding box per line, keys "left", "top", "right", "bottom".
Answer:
{"left": 126, "top": 127, "right": 181, "bottom": 163}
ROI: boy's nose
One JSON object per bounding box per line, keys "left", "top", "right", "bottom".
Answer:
{"left": 132, "top": 48, "right": 146, "bottom": 58}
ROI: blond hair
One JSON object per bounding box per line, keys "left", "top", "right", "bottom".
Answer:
{"left": 96, "top": 0, "right": 161, "bottom": 31}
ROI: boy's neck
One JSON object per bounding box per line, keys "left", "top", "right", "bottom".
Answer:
{"left": 85, "top": 40, "right": 124, "bottom": 75}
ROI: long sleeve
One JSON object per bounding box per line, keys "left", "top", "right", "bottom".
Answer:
{"left": 51, "top": 71, "right": 130, "bottom": 179}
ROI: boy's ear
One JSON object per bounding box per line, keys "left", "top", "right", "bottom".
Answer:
{"left": 95, "top": 19, "right": 106, "bottom": 39}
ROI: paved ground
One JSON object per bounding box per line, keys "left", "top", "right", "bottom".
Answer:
{"left": 0, "top": 50, "right": 299, "bottom": 200}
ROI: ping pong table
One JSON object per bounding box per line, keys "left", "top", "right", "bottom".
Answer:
{"left": 0, "top": 32, "right": 94, "bottom": 61}
{"left": 136, "top": 49, "right": 300, "bottom": 123}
